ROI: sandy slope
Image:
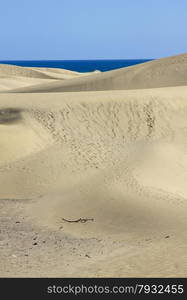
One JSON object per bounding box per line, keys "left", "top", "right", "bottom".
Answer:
{"left": 0, "top": 64, "right": 94, "bottom": 92}
{"left": 6, "top": 53, "right": 187, "bottom": 93}
{"left": 0, "top": 85, "right": 187, "bottom": 277}
{"left": 0, "top": 53, "right": 187, "bottom": 277}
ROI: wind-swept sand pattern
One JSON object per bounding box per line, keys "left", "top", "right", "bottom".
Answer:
{"left": 0, "top": 54, "right": 187, "bottom": 277}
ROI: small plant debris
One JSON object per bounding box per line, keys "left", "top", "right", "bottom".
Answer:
{"left": 62, "top": 217, "right": 94, "bottom": 224}
{"left": 165, "top": 235, "right": 170, "bottom": 239}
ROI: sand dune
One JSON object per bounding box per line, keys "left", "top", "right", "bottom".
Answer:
{"left": 0, "top": 63, "right": 83, "bottom": 79}
{"left": 0, "top": 54, "right": 187, "bottom": 277}
{"left": 1, "top": 87, "right": 187, "bottom": 199}
{"left": 6, "top": 53, "right": 187, "bottom": 93}
{"left": 0, "top": 64, "right": 94, "bottom": 92}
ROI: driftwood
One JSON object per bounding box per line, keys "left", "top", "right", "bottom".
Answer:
{"left": 62, "top": 217, "right": 94, "bottom": 223}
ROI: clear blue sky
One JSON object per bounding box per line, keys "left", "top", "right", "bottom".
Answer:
{"left": 0, "top": 0, "right": 187, "bottom": 60}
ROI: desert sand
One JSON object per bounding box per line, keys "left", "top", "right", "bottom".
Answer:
{"left": 0, "top": 64, "right": 96, "bottom": 92}
{"left": 0, "top": 54, "right": 187, "bottom": 277}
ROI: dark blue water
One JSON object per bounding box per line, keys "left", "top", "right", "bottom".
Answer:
{"left": 0, "top": 59, "right": 152, "bottom": 72}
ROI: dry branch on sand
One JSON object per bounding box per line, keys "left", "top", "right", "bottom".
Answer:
{"left": 62, "top": 218, "right": 94, "bottom": 224}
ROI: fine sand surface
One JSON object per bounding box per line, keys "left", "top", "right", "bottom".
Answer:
{"left": 0, "top": 54, "right": 187, "bottom": 277}
{"left": 6, "top": 53, "right": 187, "bottom": 93}
{"left": 0, "top": 64, "right": 96, "bottom": 92}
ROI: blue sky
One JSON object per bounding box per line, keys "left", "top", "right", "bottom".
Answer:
{"left": 0, "top": 0, "right": 187, "bottom": 60}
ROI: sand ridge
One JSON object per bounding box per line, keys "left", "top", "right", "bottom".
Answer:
{"left": 6, "top": 53, "right": 187, "bottom": 93}
{"left": 0, "top": 63, "right": 96, "bottom": 92}
{"left": 0, "top": 53, "right": 187, "bottom": 277}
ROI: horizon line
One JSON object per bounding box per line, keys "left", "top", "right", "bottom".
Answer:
{"left": 0, "top": 58, "right": 154, "bottom": 61}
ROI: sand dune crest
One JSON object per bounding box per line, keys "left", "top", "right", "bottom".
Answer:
{"left": 0, "top": 54, "right": 187, "bottom": 277}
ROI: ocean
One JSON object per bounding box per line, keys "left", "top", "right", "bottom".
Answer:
{"left": 0, "top": 59, "right": 152, "bottom": 72}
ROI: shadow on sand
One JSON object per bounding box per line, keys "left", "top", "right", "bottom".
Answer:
{"left": 0, "top": 108, "right": 22, "bottom": 124}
